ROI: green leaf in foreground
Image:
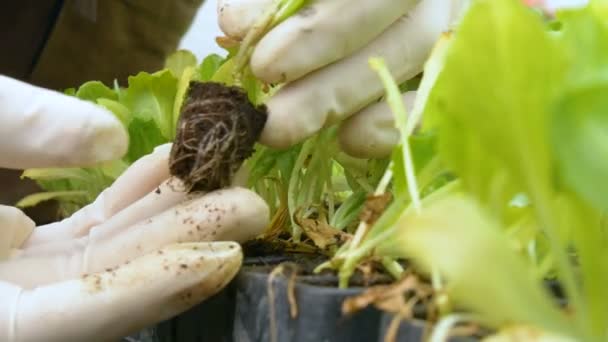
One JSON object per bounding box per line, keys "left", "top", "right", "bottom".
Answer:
{"left": 395, "top": 194, "right": 577, "bottom": 338}
{"left": 550, "top": 7, "right": 608, "bottom": 212}
{"left": 547, "top": 5, "right": 608, "bottom": 337}
{"left": 418, "top": 0, "right": 608, "bottom": 338}
{"left": 425, "top": 0, "right": 567, "bottom": 217}
{"left": 551, "top": 84, "right": 608, "bottom": 211}
{"left": 422, "top": 0, "right": 586, "bottom": 323}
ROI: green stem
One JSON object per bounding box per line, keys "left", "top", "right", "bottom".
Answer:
{"left": 272, "top": 0, "right": 308, "bottom": 25}
{"left": 288, "top": 140, "right": 313, "bottom": 241}
{"left": 337, "top": 180, "right": 461, "bottom": 287}
{"left": 232, "top": 0, "right": 308, "bottom": 84}
{"left": 381, "top": 257, "right": 404, "bottom": 279}
{"left": 528, "top": 181, "right": 586, "bottom": 334}
{"left": 232, "top": 4, "right": 278, "bottom": 84}
{"left": 339, "top": 227, "right": 398, "bottom": 287}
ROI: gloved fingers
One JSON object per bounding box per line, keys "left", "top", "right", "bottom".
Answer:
{"left": 19, "top": 177, "right": 188, "bottom": 258}
{"left": 525, "top": 0, "right": 588, "bottom": 16}
{"left": 0, "top": 188, "right": 268, "bottom": 288}
{"left": 23, "top": 143, "right": 173, "bottom": 247}
{"left": 338, "top": 91, "right": 417, "bottom": 159}
{"left": 218, "top": 0, "right": 418, "bottom": 83}
{"left": 217, "top": 0, "right": 273, "bottom": 39}
{"left": 0, "top": 76, "right": 128, "bottom": 170}
{"left": 249, "top": 0, "right": 420, "bottom": 84}
{"left": 0, "top": 242, "right": 242, "bottom": 342}
{"left": 0, "top": 206, "right": 34, "bottom": 260}
{"left": 258, "top": 0, "right": 455, "bottom": 150}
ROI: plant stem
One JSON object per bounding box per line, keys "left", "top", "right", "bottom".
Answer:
{"left": 528, "top": 180, "right": 587, "bottom": 334}
{"left": 232, "top": 3, "right": 278, "bottom": 84}
{"left": 430, "top": 314, "right": 484, "bottom": 342}
{"left": 381, "top": 257, "right": 404, "bottom": 279}
{"left": 375, "top": 164, "right": 394, "bottom": 196}
{"left": 232, "top": 0, "right": 308, "bottom": 84}
{"left": 288, "top": 139, "right": 314, "bottom": 241}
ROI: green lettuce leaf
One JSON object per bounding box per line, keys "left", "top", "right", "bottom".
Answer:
{"left": 20, "top": 53, "right": 185, "bottom": 215}
{"left": 74, "top": 81, "right": 118, "bottom": 102}
{"left": 415, "top": 0, "right": 608, "bottom": 338}
{"left": 424, "top": 0, "right": 568, "bottom": 221}
{"left": 125, "top": 117, "right": 168, "bottom": 163}
{"left": 550, "top": 6, "right": 608, "bottom": 211}
{"left": 198, "top": 53, "right": 226, "bottom": 81}
{"left": 119, "top": 70, "right": 178, "bottom": 140}
{"left": 16, "top": 191, "right": 88, "bottom": 209}
{"left": 164, "top": 49, "right": 198, "bottom": 79}
{"left": 395, "top": 193, "right": 577, "bottom": 337}
{"left": 172, "top": 66, "right": 196, "bottom": 128}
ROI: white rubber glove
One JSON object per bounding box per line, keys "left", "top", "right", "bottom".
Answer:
{"left": 525, "top": 0, "right": 588, "bottom": 15}
{"left": 0, "top": 76, "right": 128, "bottom": 169}
{"left": 0, "top": 76, "right": 270, "bottom": 342}
{"left": 218, "top": 0, "right": 469, "bottom": 159}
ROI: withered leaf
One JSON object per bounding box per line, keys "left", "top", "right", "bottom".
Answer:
{"left": 359, "top": 193, "right": 393, "bottom": 226}
{"left": 342, "top": 273, "right": 428, "bottom": 316}
{"left": 295, "top": 215, "right": 351, "bottom": 250}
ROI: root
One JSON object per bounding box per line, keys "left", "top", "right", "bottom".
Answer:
{"left": 267, "top": 263, "right": 300, "bottom": 342}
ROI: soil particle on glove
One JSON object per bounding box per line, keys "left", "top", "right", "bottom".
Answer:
{"left": 169, "top": 81, "right": 268, "bottom": 193}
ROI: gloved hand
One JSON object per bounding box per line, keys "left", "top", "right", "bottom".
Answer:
{"left": 0, "top": 76, "right": 269, "bottom": 342}
{"left": 524, "top": 0, "right": 588, "bottom": 16}
{"left": 218, "top": 0, "right": 469, "bottom": 159}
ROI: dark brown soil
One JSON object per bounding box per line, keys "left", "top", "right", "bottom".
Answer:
{"left": 169, "top": 81, "right": 268, "bottom": 192}
{"left": 242, "top": 238, "right": 399, "bottom": 288}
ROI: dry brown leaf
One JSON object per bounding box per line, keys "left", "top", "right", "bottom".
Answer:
{"left": 342, "top": 273, "right": 422, "bottom": 315}
{"left": 215, "top": 35, "right": 241, "bottom": 49}
{"left": 295, "top": 213, "right": 351, "bottom": 250}
{"left": 262, "top": 205, "right": 289, "bottom": 240}
{"left": 357, "top": 261, "right": 375, "bottom": 283}
{"left": 359, "top": 193, "right": 393, "bottom": 226}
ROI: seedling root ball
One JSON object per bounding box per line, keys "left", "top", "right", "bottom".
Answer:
{"left": 169, "top": 81, "right": 268, "bottom": 192}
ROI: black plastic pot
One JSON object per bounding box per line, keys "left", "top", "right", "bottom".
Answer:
{"left": 125, "top": 255, "right": 479, "bottom": 342}
{"left": 232, "top": 269, "right": 382, "bottom": 342}
{"left": 154, "top": 285, "right": 236, "bottom": 342}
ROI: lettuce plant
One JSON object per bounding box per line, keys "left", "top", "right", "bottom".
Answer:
{"left": 343, "top": 0, "right": 608, "bottom": 340}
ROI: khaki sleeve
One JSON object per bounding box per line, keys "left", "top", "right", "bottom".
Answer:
{"left": 30, "top": 0, "right": 205, "bottom": 90}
